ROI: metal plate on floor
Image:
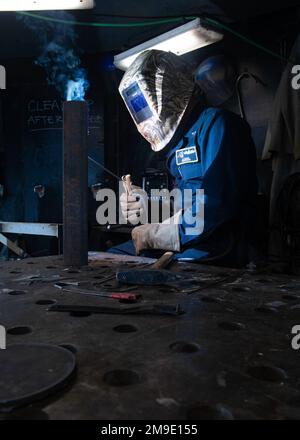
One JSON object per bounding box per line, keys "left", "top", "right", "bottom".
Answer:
{"left": 0, "top": 343, "right": 76, "bottom": 411}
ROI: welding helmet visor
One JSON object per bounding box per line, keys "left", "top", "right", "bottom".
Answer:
{"left": 119, "top": 50, "right": 196, "bottom": 152}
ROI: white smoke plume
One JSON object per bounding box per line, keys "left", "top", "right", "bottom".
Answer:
{"left": 18, "top": 11, "right": 89, "bottom": 101}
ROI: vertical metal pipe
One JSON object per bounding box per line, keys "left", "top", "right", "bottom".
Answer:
{"left": 63, "top": 101, "right": 88, "bottom": 266}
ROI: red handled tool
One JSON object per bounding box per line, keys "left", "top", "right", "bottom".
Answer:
{"left": 103, "top": 292, "right": 139, "bottom": 301}
{"left": 54, "top": 283, "right": 140, "bottom": 301}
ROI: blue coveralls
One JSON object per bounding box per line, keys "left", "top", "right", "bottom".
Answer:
{"left": 109, "top": 107, "right": 258, "bottom": 267}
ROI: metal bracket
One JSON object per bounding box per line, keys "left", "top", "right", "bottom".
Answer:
{"left": 0, "top": 233, "right": 26, "bottom": 257}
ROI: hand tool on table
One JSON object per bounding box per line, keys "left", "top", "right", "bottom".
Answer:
{"left": 151, "top": 251, "right": 174, "bottom": 270}
{"left": 49, "top": 303, "right": 184, "bottom": 316}
{"left": 54, "top": 282, "right": 140, "bottom": 302}
{"left": 117, "top": 270, "right": 244, "bottom": 294}
{"left": 116, "top": 255, "right": 240, "bottom": 293}
{"left": 116, "top": 269, "right": 202, "bottom": 293}
{"left": 116, "top": 248, "right": 176, "bottom": 283}
{"left": 115, "top": 249, "right": 193, "bottom": 287}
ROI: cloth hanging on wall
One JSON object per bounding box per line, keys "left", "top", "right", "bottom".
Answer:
{"left": 262, "top": 35, "right": 300, "bottom": 160}
{"left": 262, "top": 35, "right": 300, "bottom": 266}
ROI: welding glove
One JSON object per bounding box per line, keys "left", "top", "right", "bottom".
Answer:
{"left": 120, "top": 185, "right": 147, "bottom": 225}
{"left": 131, "top": 211, "right": 182, "bottom": 255}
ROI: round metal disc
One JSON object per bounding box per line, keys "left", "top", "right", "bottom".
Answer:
{"left": 0, "top": 343, "right": 76, "bottom": 411}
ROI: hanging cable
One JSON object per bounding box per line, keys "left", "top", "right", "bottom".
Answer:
{"left": 17, "top": 12, "right": 291, "bottom": 64}
{"left": 17, "top": 11, "right": 195, "bottom": 27}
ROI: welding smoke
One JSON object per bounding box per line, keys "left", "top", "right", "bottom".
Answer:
{"left": 18, "top": 11, "right": 89, "bottom": 101}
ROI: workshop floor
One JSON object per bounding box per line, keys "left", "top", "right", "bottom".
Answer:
{"left": 0, "top": 253, "right": 300, "bottom": 420}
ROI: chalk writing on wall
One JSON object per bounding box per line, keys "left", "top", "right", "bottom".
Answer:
{"left": 26, "top": 99, "right": 103, "bottom": 133}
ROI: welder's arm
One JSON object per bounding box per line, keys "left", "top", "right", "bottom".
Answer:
{"left": 179, "top": 111, "right": 257, "bottom": 247}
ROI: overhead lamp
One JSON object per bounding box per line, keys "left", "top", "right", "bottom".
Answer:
{"left": 114, "top": 18, "right": 223, "bottom": 71}
{"left": 0, "top": 0, "right": 94, "bottom": 11}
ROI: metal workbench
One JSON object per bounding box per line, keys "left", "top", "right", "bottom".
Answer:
{"left": 0, "top": 253, "right": 300, "bottom": 420}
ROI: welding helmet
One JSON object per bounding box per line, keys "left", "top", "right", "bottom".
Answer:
{"left": 194, "top": 55, "right": 236, "bottom": 106}
{"left": 119, "top": 50, "right": 196, "bottom": 152}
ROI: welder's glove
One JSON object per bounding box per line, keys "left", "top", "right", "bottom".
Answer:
{"left": 131, "top": 211, "right": 182, "bottom": 255}
{"left": 120, "top": 185, "right": 147, "bottom": 225}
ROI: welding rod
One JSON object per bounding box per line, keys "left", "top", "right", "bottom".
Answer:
{"left": 88, "top": 156, "right": 121, "bottom": 182}
{"left": 88, "top": 157, "right": 135, "bottom": 198}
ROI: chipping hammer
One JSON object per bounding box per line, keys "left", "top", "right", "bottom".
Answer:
{"left": 116, "top": 251, "right": 175, "bottom": 286}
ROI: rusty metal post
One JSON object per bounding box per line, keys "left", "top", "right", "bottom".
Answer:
{"left": 63, "top": 101, "right": 88, "bottom": 266}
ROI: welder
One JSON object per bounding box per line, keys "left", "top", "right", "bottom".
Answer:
{"left": 110, "top": 50, "right": 257, "bottom": 267}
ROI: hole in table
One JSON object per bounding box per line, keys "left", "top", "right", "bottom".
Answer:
{"left": 186, "top": 404, "right": 234, "bottom": 420}
{"left": 201, "top": 296, "right": 219, "bottom": 303}
{"left": 247, "top": 365, "right": 288, "bottom": 383}
{"left": 7, "top": 290, "right": 27, "bottom": 296}
{"left": 255, "top": 306, "right": 278, "bottom": 314}
{"left": 218, "top": 321, "right": 245, "bottom": 331}
{"left": 36, "top": 300, "right": 56, "bottom": 305}
{"left": 113, "top": 324, "right": 138, "bottom": 333}
{"left": 158, "top": 287, "right": 176, "bottom": 293}
{"left": 103, "top": 369, "right": 141, "bottom": 387}
{"left": 170, "top": 341, "right": 200, "bottom": 353}
{"left": 231, "top": 286, "right": 250, "bottom": 292}
{"left": 69, "top": 311, "right": 91, "bottom": 318}
{"left": 59, "top": 344, "right": 77, "bottom": 354}
{"left": 7, "top": 326, "right": 32, "bottom": 335}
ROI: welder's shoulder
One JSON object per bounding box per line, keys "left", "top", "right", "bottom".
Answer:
{"left": 198, "top": 108, "right": 255, "bottom": 160}
{"left": 200, "top": 107, "right": 248, "bottom": 130}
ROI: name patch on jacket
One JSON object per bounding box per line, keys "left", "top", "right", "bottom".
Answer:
{"left": 176, "top": 146, "right": 199, "bottom": 166}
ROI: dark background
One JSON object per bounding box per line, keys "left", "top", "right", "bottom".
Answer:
{"left": 0, "top": 1, "right": 300, "bottom": 256}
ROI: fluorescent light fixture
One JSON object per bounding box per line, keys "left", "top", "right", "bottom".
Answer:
{"left": 114, "top": 18, "right": 223, "bottom": 71}
{"left": 0, "top": 0, "right": 94, "bottom": 11}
